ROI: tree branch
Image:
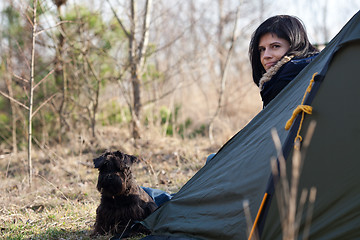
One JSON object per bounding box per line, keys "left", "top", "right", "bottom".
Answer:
{"left": 0, "top": 90, "right": 29, "bottom": 110}
{"left": 32, "top": 93, "right": 58, "bottom": 117}
{"left": 13, "top": 73, "right": 29, "bottom": 83}
{"left": 35, "top": 20, "right": 73, "bottom": 36}
{"left": 34, "top": 69, "right": 54, "bottom": 90}
{"left": 138, "top": 0, "right": 153, "bottom": 69}
{"left": 106, "top": 0, "right": 131, "bottom": 38}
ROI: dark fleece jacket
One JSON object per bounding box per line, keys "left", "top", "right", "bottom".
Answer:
{"left": 260, "top": 55, "right": 317, "bottom": 107}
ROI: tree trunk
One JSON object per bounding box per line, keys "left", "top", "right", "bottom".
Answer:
{"left": 131, "top": 65, "right": 141, "bottom": 139}
{"left": 129, "top": 0, "right": 140, "bottom": 139}
{"left": 28, "top": 0, "right": 38, "bottom": 189}
{"left": 5, "top": 54, "right": 18, "bottom": 154}
{"left": 208, "top": 3, "right": 240, "bottom": 144}
{"left": 108, "top": 0, "right": 152, "bottom": 139}
{"left": 54, "top": 5, "right": 67, "bottom": 143}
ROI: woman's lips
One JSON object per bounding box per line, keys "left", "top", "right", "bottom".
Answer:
{"left": 265, "top": 62, "right": 276, "bottom": 70}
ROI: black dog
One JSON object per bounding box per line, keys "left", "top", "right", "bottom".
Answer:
{"left": 92, "top": 151, "right": 157, "bottom": 237}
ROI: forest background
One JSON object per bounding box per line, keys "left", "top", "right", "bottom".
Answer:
{"left": 0, "top": 0, "right": 358, "bottom": 239}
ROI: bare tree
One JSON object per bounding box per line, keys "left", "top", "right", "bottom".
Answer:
{"left": 107, "top": 0, "right": 153, "bottom": 139}
{"left": 3, "top": 9, "right": 18, "bottom": 153}
{"left": 0, "top": 0, "right": 21, "bottom": 153}
{"left": 53, "top": 0, "right": 68, "bottom": 142}
{"left": 4, "top": 54, "right": 18, "bottom": 153}
{"left": 25, "top": 0, "right": 56, "bottom": 187}
{"left": 27, "top": 0, "right": 38, "bottom": 188}
{"left": 208, "top": 2, "right": 241, "bottom": 143}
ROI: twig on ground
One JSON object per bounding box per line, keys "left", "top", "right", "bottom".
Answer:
{"left": 36, "top": 174, "right": 70, "bottom": 202}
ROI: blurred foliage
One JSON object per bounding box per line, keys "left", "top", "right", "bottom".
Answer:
{"left": 98, "top": 101, "right": 131, "bottom": 126}
{"left": 0, "top": 113, "right": 10, "bottom": 126}
{"left": 143, "top": 105, "right": 206, "bottom": 139}
{"left": 0, "top": 95, "right": 7, "bottom": 112}
{"left": 0, "top": 2, "right": 211, "bottom": 151}
{"left": 142, "top": 63, "right": 165, "bottom": 88}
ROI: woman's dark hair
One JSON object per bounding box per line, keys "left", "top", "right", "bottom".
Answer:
{"left": 249, "top": 15, "right": 318, "bottom": 86}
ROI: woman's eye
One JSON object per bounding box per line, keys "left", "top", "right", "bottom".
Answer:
{"left": 259, "top": 47, "right": 265, "bottom": 52}
{"left": 272, "top": 44, "right": 280, "bottom": 49}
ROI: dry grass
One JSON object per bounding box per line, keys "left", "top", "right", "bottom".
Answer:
{"left": 0, "top": 125, "right": 223, "bottom": 240}
{"left": 0, "top": 78, "right": 262, "bottom": 239}
{"left": 270, "top": 122, "right": 317, "bottom": 240}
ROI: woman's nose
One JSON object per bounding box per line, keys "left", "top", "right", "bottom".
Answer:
{"left": 263, "top": 48, "right": 272, "bottom": 58}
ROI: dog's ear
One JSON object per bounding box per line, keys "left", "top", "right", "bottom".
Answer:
{"left": 93, "top": 154, "right": 106, "bottom": 169}
{"left": 129, "top": 155, "right": 140, "bottom": 164}
{"left": 113, "top": 151, "right": 138, "bottom": 164}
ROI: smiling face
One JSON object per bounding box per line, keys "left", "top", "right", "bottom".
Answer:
{"left": 259, "top": 33, "right": 290, "bottom": 71}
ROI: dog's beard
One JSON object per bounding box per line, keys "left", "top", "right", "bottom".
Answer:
{"left": 97, "top": 172, "right": 127, "bottom": 197}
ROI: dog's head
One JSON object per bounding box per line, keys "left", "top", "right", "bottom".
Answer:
{"left": 93, "top": 151, "right": 139, "bottom": 197}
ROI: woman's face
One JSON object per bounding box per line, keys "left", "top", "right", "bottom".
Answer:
{"left": 258, "top": 33, "right": 290, "bottom": 71}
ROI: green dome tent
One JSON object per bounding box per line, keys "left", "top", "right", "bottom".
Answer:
{"left": 141, "top": 10, "right": 360, "bottom": 240}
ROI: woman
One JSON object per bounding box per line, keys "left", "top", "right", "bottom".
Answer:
{"left": 145, "top": 15, "right": 319, "bottom": 206}
{"left": 249, "top": 15, "right": 319, "bottom": 107}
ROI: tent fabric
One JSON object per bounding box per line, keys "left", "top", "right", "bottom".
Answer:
{"left": 262, "top": 41, "right": 360, "bottom": 240}
{"left": 142, "top": 10, "right": 360, "bottom": 240}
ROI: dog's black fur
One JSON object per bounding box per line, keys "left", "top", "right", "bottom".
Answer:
{"left": 92, "top": 151, "right": 157, "bottom": 237}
